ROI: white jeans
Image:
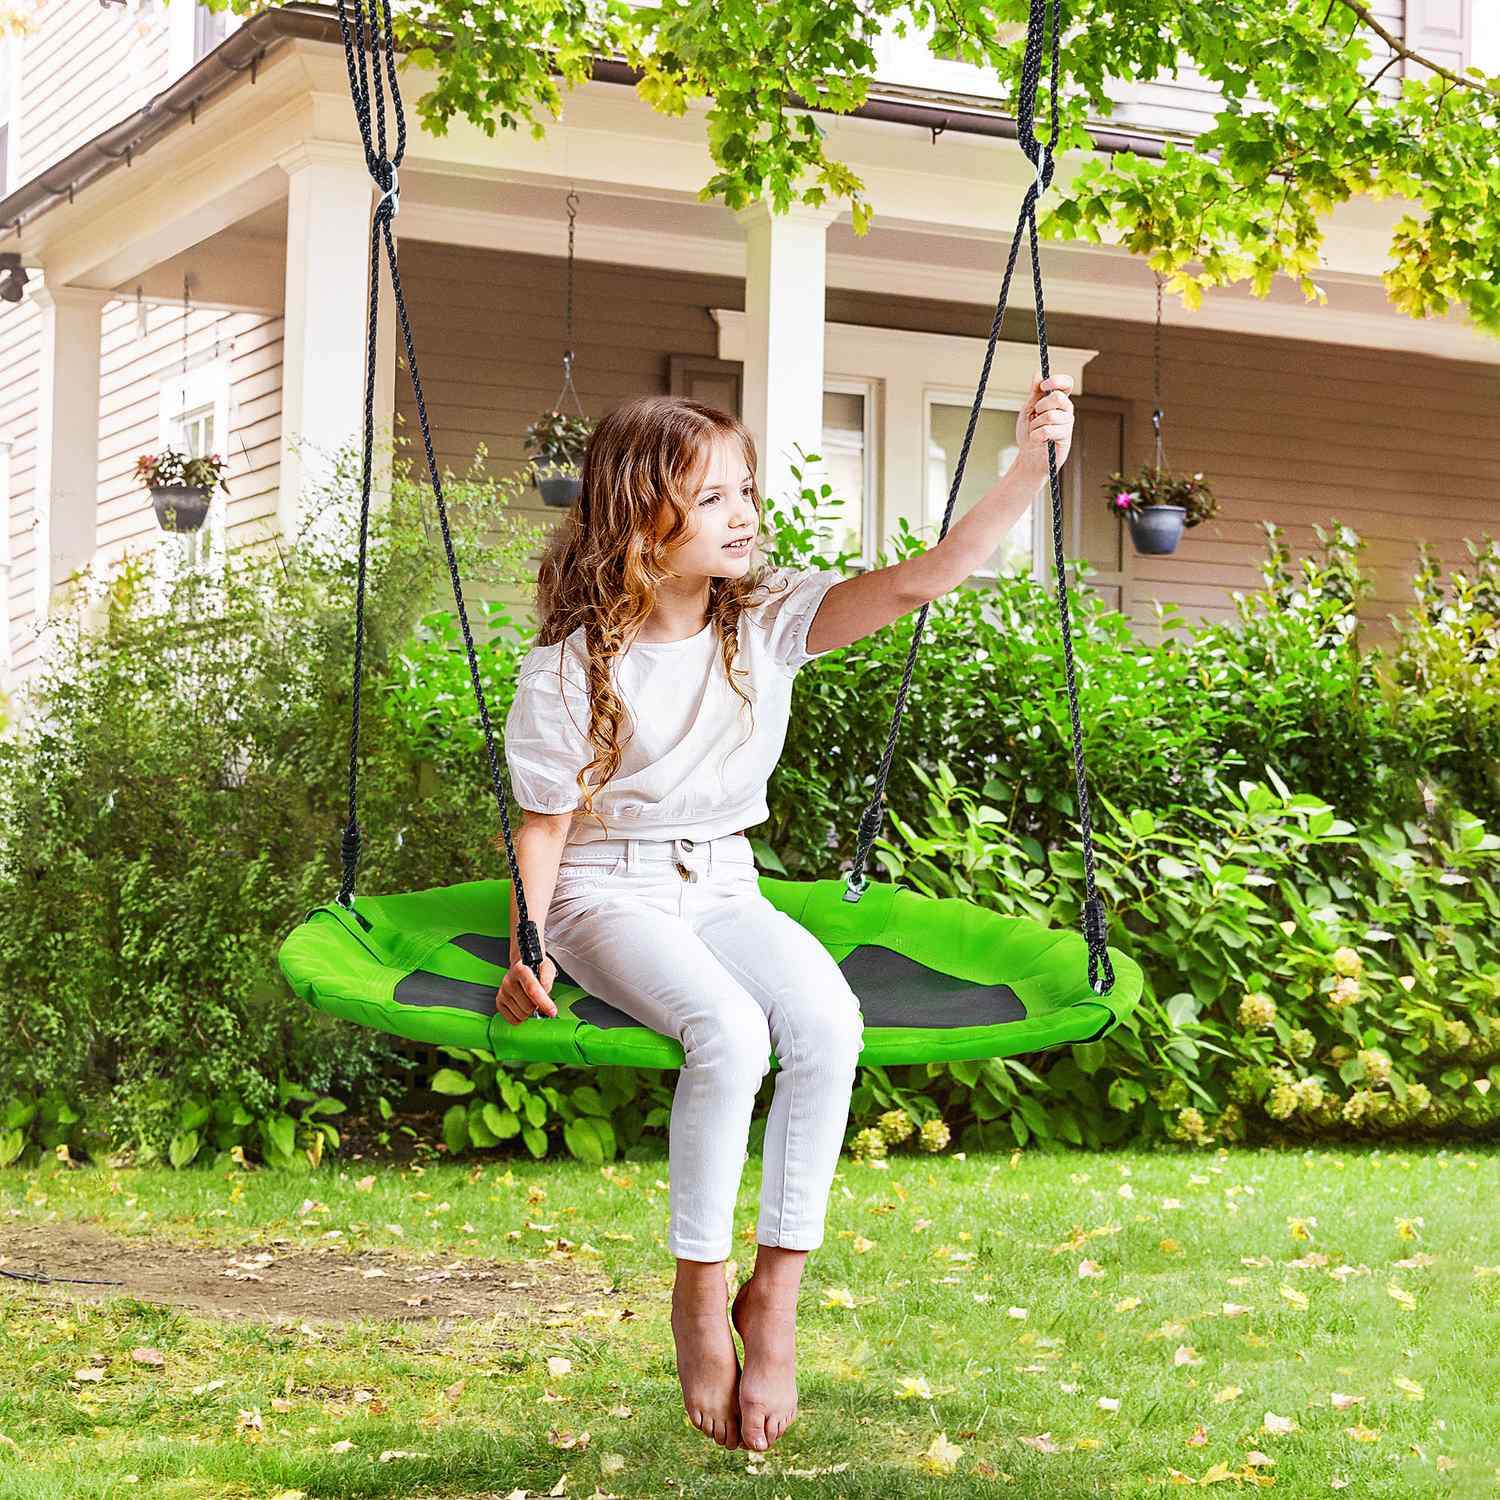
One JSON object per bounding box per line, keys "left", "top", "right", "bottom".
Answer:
{"left": 542, "top": 831, "right": 865, "bottom": 1263}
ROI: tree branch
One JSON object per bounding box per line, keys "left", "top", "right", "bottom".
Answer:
{"left": 1340, "top": 51, "right": 1400, "bottom": 118}
{"left": 1331, "top": 0, "right": 1499, "bottom": 99}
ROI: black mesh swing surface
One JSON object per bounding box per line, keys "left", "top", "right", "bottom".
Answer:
{"left": 418, "top": 931, "right": 1026, "bottom": 1030}
{"left": 278, "top": 0, "right": 1146, "bottom": 1070}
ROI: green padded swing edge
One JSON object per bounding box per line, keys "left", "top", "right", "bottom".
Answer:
{"left": 278, "top": 875, "right": 1144, "bottom": 1072}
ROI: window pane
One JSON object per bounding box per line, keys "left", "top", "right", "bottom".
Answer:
{"left": 193, "top": 1, "right": 229, "bottom": 61}
{"left": 180, "top": 405, "right": 214, "bottom": 458}
{"left": 927, "top": 400, "right": 1032, "bottom": 574}
{"left": 818, "top": 388, "right": 866, "bottom": 559}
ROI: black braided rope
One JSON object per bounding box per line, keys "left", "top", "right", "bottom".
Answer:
{"left": 328, "top": 0, "right": 1108, "bottom": 996}
{"left": 333, "top": 0, "right": 543, "bottom": 978}
{"left": 842, "top": 0, "right": 1115, "bottom": 996}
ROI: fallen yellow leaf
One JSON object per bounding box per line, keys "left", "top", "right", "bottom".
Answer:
{"left": 921, "top": 1431, "right": 963, "bottom": 1475}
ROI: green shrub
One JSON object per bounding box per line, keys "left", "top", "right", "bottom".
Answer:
{"left": 853, "top": 759, "right": 1499, "bottom": 1152}
{"left": 1, "top": 439, "right": 1495, "bottom": 1166}
{"left": 0, "top": 440, "right": 547, "bottom": 1164}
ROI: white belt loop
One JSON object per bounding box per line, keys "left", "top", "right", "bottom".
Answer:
{"left": 626, "top": 837, "right": 640, "bottom": 874}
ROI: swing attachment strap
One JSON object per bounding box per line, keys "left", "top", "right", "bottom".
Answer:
{"left": 841, "top": 0, "right": 1115, "bottom": 999}
{"left": 331, "top": 0, "right": 543, "bottom": 979}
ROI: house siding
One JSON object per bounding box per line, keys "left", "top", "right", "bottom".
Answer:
{"left": 392, "top": 241, "right": 1500, "bottom": 644}
{"left": 94, "top": 299, "right": 282, "bottom": 570}
{"left": 836, "top": 288, "right": 1500, "bottom": 643}
{"left": 1102, "top": 1, "right": 1408, "bottom": 139}
{"left": 2, "top": 282, "right": 281, "bottom": 676}
{"left": 16, "top": 0, "right": 172, "bottom": 186}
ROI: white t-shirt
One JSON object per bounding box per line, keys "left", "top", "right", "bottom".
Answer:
{"left": 504, "top": 565, "right": 843, "bottom": 846}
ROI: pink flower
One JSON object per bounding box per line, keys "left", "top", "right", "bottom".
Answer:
{"left": 1114, "top": 491, "right": 1135, "bottom": 509}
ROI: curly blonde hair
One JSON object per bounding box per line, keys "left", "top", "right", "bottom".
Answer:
{"left": 525, "top": 394, "right": 790, "bottom": 836}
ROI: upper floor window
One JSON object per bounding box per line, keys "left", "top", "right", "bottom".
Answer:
{"left": 193, "top": 0, "right": 229, "bottom": 62}
{"left": 0, "top": 36, "right": 12, "bottom": 201}
{"left": 169, "top": 0, "right": 238, "bottom": 78}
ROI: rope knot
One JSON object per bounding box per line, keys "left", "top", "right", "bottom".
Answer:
{"left": 375, "top": 158, "right": 399, "bottom": 218}
{"left": 1026, "top": 143, "right": 1055, "bottom": 198}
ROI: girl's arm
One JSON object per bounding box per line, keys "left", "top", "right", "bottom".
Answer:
{"left": 507, "top": 809, "right": 575, "bottom": 965}
{"left": 804, "top": 372, "right": 1075, "bottom": 658}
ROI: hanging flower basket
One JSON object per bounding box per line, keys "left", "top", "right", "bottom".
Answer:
{"left": 135, "top": 448, "right": 230, "bottom": 534}
{"left": 524, "top": 410, "right": 594, "bottom": 509}
{"left": 150, "top": 485, "right": 214, "bottom": 533}
{"left": 1104, "top": 465, "right": 1218, "bottom": 557}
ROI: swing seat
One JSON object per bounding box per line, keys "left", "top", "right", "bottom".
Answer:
{"left": 278, "top": 873, "right": 1143, "bottom": 1068}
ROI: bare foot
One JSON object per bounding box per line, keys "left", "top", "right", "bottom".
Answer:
{"left": 730, "top": 1276, "right": 799, "bottom": 1452}
{"left": 671, "top": 1280, "right": 743, "bottom": 1449}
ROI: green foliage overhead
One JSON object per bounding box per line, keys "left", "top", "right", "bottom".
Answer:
{"left": 224, "top": 0, "right": 1500, "bottom": 334}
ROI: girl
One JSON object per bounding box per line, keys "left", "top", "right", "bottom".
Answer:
{"left": 496, "top": 379, "right": 1074, "bottom": 1454}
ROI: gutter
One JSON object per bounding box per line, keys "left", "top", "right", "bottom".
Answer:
{"left": 0, "top": 2, "right": 1173, "bottom": 250}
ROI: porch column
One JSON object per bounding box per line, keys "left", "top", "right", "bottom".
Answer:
{"left": 30, "top": 283, "right": 110, "bottom": 620}
{"left": 732, "top": 197, "right": 840, "bottom": 505}
{"left": 276, "top": 142, "right": 394, "bottom": 539}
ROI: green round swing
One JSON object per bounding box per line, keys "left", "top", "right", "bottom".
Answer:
{"left": 278, "top": 0, "right": 1144, "bottom": 1069}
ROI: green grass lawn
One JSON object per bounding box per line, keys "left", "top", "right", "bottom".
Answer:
{"left": 2, "top": 1144, "right": 1497, "bottom": 1498}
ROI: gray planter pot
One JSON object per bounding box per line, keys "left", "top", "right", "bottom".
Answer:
{"left": 1127, "top": 504, "right": 1186, "bottom": 555}
{"left": 150, "top": 484, "right": 213, "bottom": 533}
{"left": 536, "top": 473, "right": 584, "bottom": 508}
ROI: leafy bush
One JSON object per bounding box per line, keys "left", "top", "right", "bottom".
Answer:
{"left": 0, "top": 439, "right": 548, "bottom": 1165}
{"left": 849, "top": 759, "right": 1499, "bottom": 1153}
{"left": 1, "top": 438, "right": 1495, "bottom": 1166}
{"left": 421, "top": 1047, "right": 677, "bottom": 1164}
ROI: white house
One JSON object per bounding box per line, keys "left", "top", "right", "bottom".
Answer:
{"left": 1, "top": 0, "right": 1495, "bottom": 703}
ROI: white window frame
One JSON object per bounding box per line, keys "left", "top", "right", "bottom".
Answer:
{"left": 819, "top": 376, "right": 879, "bottom": 569}
{"left": 0, "top": 32, "right": 17, "bottom": 203}
{"left": 711, "top": 309, "right": 1097, "bottom": 583}
{"left": 155, "top": 357, "right": 231, "bottom": 584}
{"left": 923, "top": 386, "right": 1044, "bottom": 583}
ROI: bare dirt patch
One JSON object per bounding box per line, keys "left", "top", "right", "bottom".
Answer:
{"left": 0, "top": 1220, "right": 623, "bottom": 1326}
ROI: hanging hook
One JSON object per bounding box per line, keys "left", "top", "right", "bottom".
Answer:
{"left": 1151, "top": 269, "right": 1167, "bottom": 470}
{"left": 181, "top": 271, "right": 193, "bottom": 378}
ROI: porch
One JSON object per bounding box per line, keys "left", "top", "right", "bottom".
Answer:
{"left": 4, "top": 17, "right": 1498, "bottom": 690}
